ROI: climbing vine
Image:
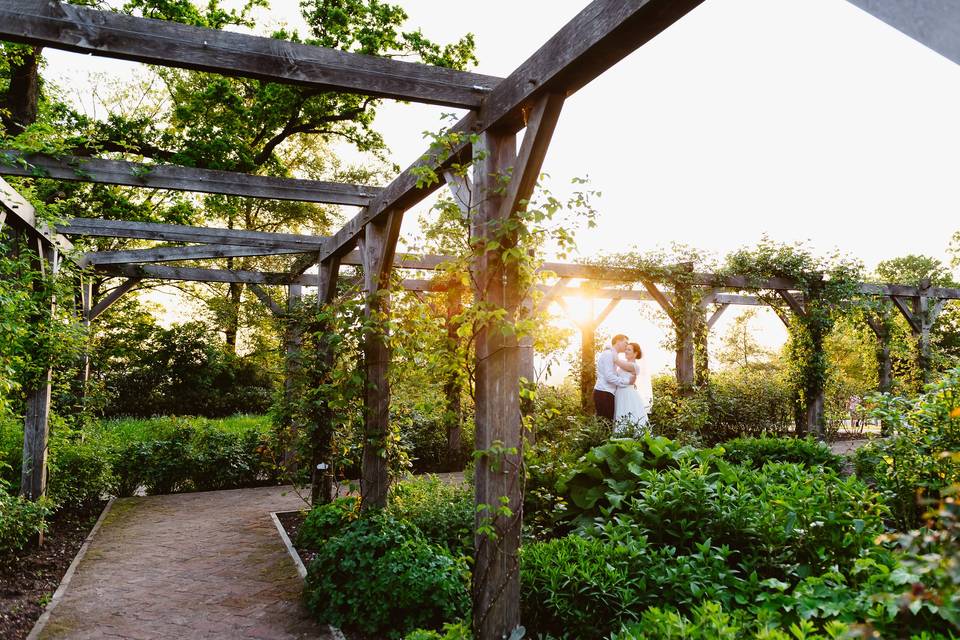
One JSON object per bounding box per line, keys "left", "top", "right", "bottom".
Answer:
{"left": 721, "top": 238, "right": 863, "bottom": 434}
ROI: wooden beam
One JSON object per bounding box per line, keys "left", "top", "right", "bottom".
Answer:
{"left": 93, "top": 263, "right": 297, "bottom": 285}
{"left": 88, "top": 277, "right": 142, "bottom": 320}
{"left": 594, "top": 298, "right": 620, "bottom": 326}
{"left": 316, "top": 257, "right": 340, "bottom": 305}
{"left": 706, "top": 303, "right": 729, "bottom": 329}
{"left": 534, "top": 277, "right": 572, "bottom": 312}
{"left": 0, "top": 151, "right": 380, "bottom": 206}
{"left": 443, "top": 170, "right": 474, "bottom": 217}
{"left": 0, "top": 177, "right": 73, "bottom": 253}
{"left": 845, "top": 0, "right": 960, "bottom": 67}
{"left": 83, "top": 243, "right": 310, "bottom": 266}
{"left": 248, "top": 283, "right": 282, "bottom": 317}
{"left": 0, "top": 0, "right": 501, "bottom": 109}
{"left": 890, "top": 295, "right": 922, "bottom": 334}
{"left": 641, "top": 280, "right": 675, "bottom": 316}
{"left": 60, "top": 218, "right": 328, "bottom": 251}
{"left": 497, "top": 93, "right": 565, "bottom": 220}
{"left": 776, "top": 289, "right": 806, "bottom": 317}
{"left": 315, "top": 0, "right": 707, "bottom": 265}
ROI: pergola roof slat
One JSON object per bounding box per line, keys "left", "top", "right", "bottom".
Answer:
{"left": 0, "top": 151, "right": 382, "bottom": 206}
{"left": 0, "top": 0, "right": 501, "bottom": 109}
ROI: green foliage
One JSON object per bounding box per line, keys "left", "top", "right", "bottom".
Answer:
{"left": 387, "top": 475, "right": 473, "bottom": 555}
{"left": 0, "top": 486, "right": 51, "bottom": 554}
{"left": 403, "top": 622, "right": 472, "bottom": 640}
{"left": 720, "top": 436, "right": 842, "bottom": 472}
{"left": 520, "top": 534, "right": 648, "bottom": 639}
{"left": 722, "top": 238, "right": 864, "bottom": 433}
{"left": 556, "top": 437, "right": 720, "bottom": 530}
{"left": 46, "top": 423, "right": 115, "bottom": 509}
{"left": 303, "top": 511, "right": 470, "bottom": 638}
{"left": 109, "top": 420, "right": 276, "bottom": 496}
{"left": 99, "top": 321, "right": 274, "bottom": 419}
{"left": 649, "top": 371, "right": 796, "bottom": 444}
{"left": 855, "top": 368, "right": 960, "bottom": 528}
{"left": 296, "top": 496, "right": 360, "bottom": 549}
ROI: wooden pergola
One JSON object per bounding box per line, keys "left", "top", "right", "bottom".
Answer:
{"left": 2, "top": 1, "right": 959, "bottom": 636}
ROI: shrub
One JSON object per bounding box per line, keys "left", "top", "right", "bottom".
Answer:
{"left": 720, "top": 435, "right": 842, "bottom": 471}
{"left": 0, "top": 485, "right": 51, "bottom": 554}
{"left": 296, "top": 496, "right": 360, "bottom": 549}
{"left": 387, "top": 475, "right": 473, "bottom": 554}
{"left": 556, "top": 436, "right": 721, "bottom": 530}
{"left": 46, "top": 425, "right": 114, "bottom": 509}
{"left": 303, "top": 511, "right": 470, "bottom": 638}
{"left": 854, "top": 368, "right": 960, "bottom": 528}
{"left": 521, "top": 534, "right": 647, "bottom": 639}
{"left": 404, "top": 622, "right": 471, "bottom": 640}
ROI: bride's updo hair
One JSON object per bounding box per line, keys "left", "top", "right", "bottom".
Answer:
{"left": 628, "top": 342, "right": 643, "bottom": 359}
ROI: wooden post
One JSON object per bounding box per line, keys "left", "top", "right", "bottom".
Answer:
{"left": 79, "top": 276, "right": 92, "bottom": 389}
{"left": 580, "top": 319, "right": 597, "bottom": 412}
{"left": 21, "top": 239, "right": 57, "bottom": 501}
{"left": 359, "top": 211, "right": 402, "bottom": 511}
{"left": 282, "top": 284, "right": 303, "bottom": 472}
{"left": 444, "top": 282, "right": 464, "bottom": 466}
{"left": 311, "top": 256, "right": 340, "bottom": 505}
{"left": 471, "top": 128, "right": 522, "bottom": 639}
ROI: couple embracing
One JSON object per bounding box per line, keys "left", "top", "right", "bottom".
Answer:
{"left": 593, "top": 334, "right": 652, "bottom": 436}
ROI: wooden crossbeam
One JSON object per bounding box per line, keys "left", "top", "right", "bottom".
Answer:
{"left": 776, "top": 289, "right": 806, "bottom": 317}
{"left": 248, "top": 283, "right": 282, "bottom": 317}
{"left": 314, "top": 0, "right": 707, "bottom": 266}
{"left": 59, "top": 218, "right": 327, "bottom": 251}
{"left": 83, "top": 244, "right": 309, "bottom": 266}
{"left": 890, "top": 295, "right": 922, "bottom": 333}
{"left": 94, "top": 263, "right": 299, "bottom": 285}
{"left": 0, "top": 178, "right": 73, "bottom": 253}
{"left": 0, "top": 1, "right": 501, "bottom": 109}
{"left": 594, "top": 298, "right": 620, "bottom": 326}
{"left": 706, "top": 303, "right": 729, "bottom": 329}
{"left": 88, "top": 277, "right": 142, "bottom": 320}
{"left": 0, "top": 151, "right": 381, "bottom": 206}
{"left": 641, "top": 280, "right": 674, "bottom": 316}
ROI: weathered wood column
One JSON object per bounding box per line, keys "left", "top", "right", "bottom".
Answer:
{"left": 443, "top": 281, "right": 464, "bottom": 466}
{"left": 864, "top": 309, "right": 894, "bottom": 394}
{"left": 311, "top": 257, "right": 340, "bottom": 505}
{"left": 21, "top": 238, "right": 58, "bottom": 501}
{"left": 471, "top": 93, "right": 563, "bottom": 640}
{"left": 281, "top": 284, "right": 303, "bottom": 472}
{"left": 359, "top": 211, "right": 402, "bottom": 511}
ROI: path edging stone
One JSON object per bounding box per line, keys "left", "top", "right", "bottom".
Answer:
{"left": 271, "top": 509, "right": 347, "bottom": 640}
{"left": 26, "top": 498, "right": 115, "bottom": 640}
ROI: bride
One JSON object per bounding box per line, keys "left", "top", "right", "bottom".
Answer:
{"left": 613, "top": 342, "right": 652, "bottom": 436}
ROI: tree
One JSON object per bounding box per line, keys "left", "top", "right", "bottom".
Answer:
{"left": 716, "top": 308, "right": 776, "bottom": 371}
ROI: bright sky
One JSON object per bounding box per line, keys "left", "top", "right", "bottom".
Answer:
{"left": 41, "top": 0, "right": 960, "bottom": 377}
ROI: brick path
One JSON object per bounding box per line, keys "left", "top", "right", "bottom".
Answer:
{"left": 37, "top": 486, "right": 332, "bottom": 640}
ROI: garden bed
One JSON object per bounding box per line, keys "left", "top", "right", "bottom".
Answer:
{"left": 276, "top": 510, "right": 316, "bottom": 569}
{"left": 0, "top": 500, "right": 107, "bottom": 640}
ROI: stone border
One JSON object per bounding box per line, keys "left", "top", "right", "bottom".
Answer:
{"left": 270, "top": 510, "right": 307, "bottom": 579}
{"left": 270, "top": 510, "right": 347, "bottom": 640}
{"left": 26, "top": 498, "right": 116, "bottom": 640}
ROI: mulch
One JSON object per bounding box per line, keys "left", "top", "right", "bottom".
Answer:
{"left": 276, "top": 510, "right": 318, "bottom": 567}
{"left": 0, "top": 501, "right": 106, "bottom": 640}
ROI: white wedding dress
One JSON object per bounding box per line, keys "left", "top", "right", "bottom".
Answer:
{"left": 613, "top": 358, "right": 652, "bottom": 437}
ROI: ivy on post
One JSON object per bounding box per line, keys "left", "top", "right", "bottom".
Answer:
{"left": 309, "top": 257, "right": 340, "bottom": 505}
{"left": 471, "top": 93, "right": 565, "bottom": 640}
{"left": 359, "top": 210, "right": 403, "bottom": 511}
{"left": 21, "top": 237, "right": 58, "bottom": 501}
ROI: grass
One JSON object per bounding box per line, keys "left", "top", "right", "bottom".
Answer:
{"left": 90, "top": 414, "right": 272, "bottom": 446}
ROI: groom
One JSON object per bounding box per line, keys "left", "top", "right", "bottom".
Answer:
{"left": 593, "top": 334, "right": 631, "bottom": 421}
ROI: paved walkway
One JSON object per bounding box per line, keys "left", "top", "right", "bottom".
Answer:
{"left": 37, "top": 486, "right": 332, "bottom": 640}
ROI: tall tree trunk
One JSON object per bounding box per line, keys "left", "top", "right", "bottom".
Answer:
{"left": 2, "top": 46, "right": 42, "bottom": 135}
